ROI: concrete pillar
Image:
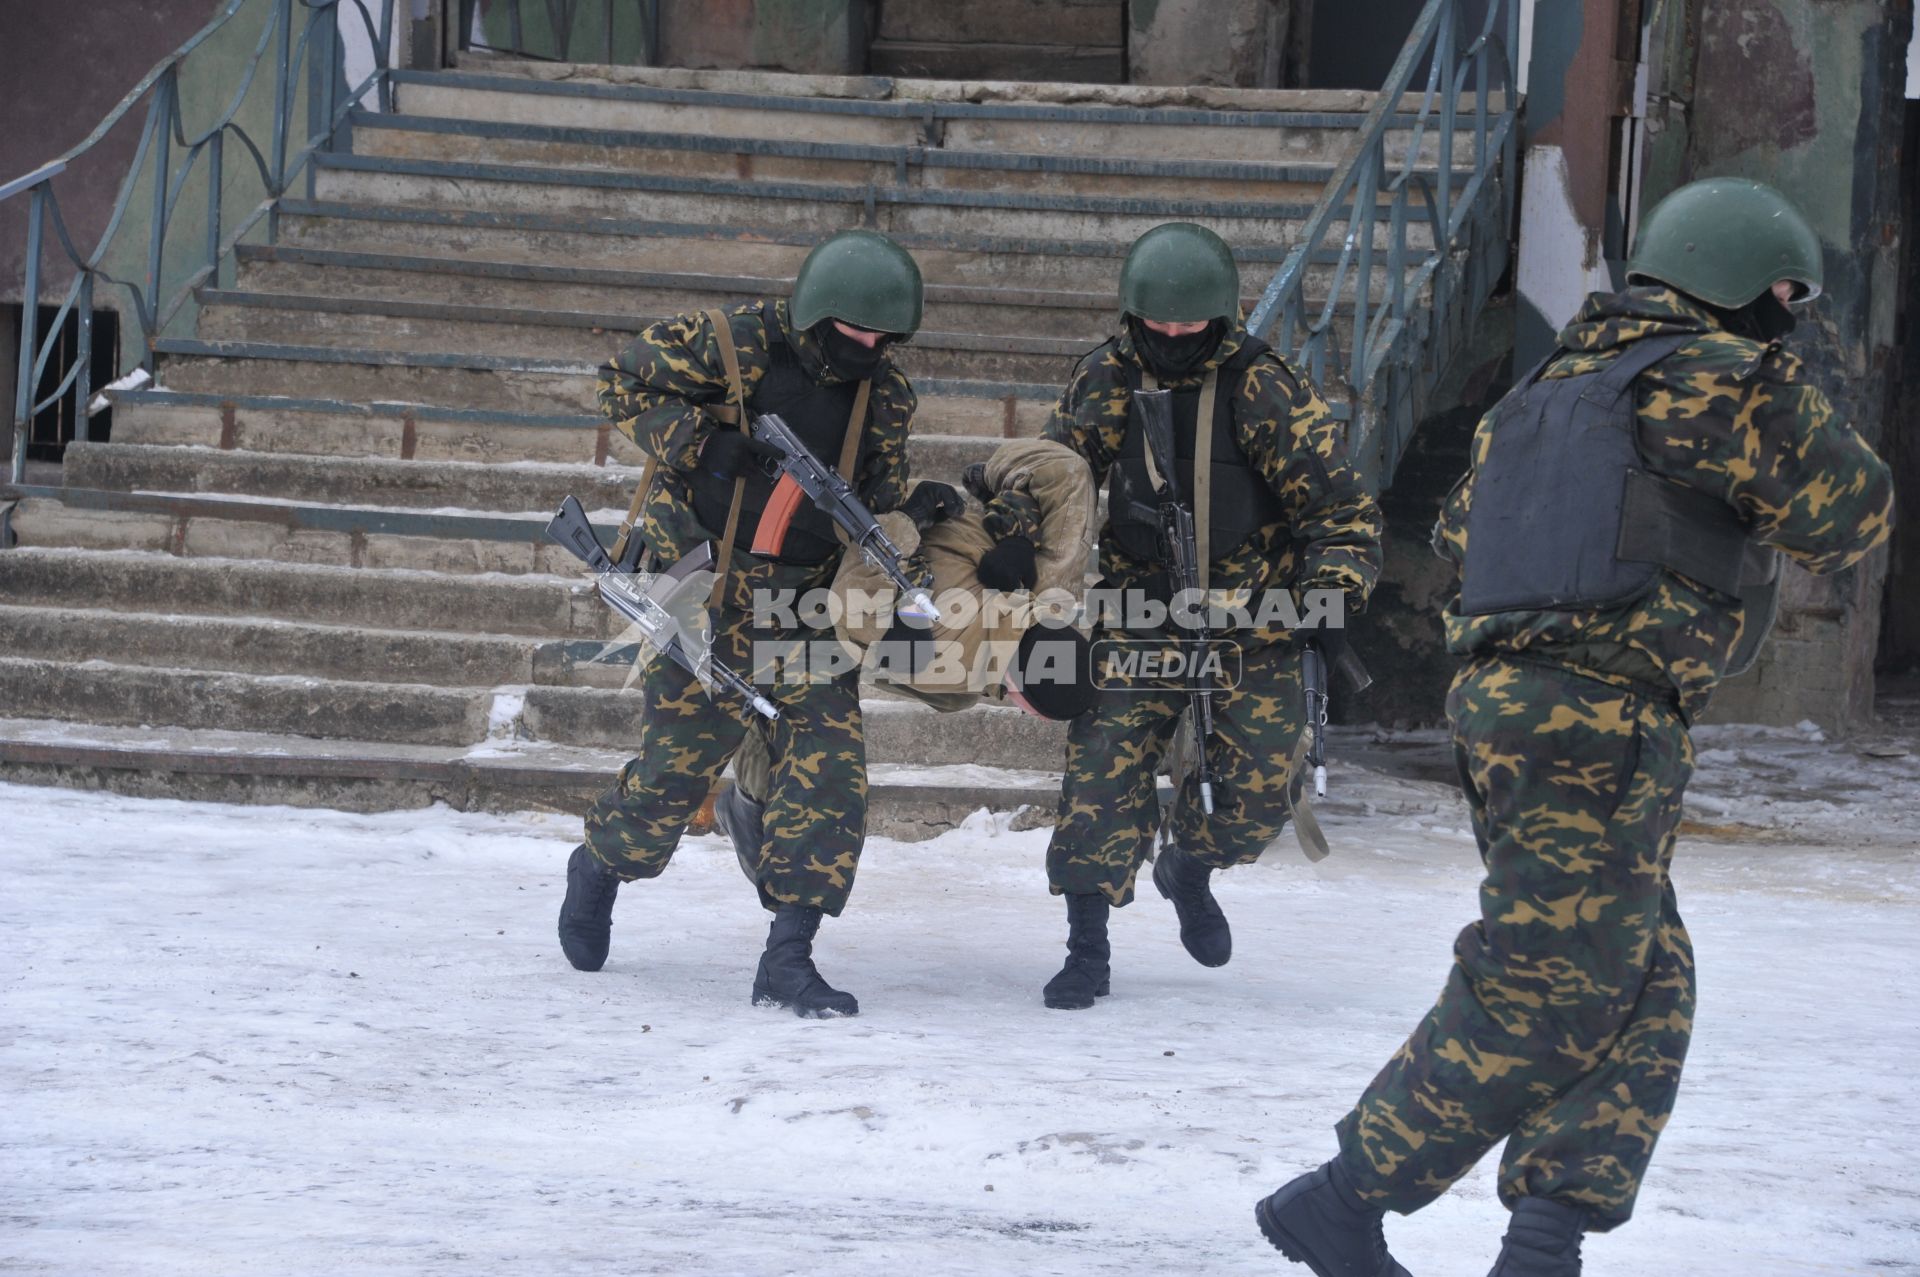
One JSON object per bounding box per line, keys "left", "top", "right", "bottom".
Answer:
{"left": 1511, "top": 0, "right": 1638, "bottom": 367}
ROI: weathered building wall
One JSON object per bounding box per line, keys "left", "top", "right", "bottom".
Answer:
{"left": 0, "top": 0, "right": 224, "bottom": 305}
{"left": 1127, "top": 0, "right": 1289, "bottom": 88}
{"left": 1641, "top": 0, "right": 1913, "bottom": 728}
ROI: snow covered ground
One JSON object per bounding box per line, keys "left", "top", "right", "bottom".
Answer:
{"left": 3, "top": 726, "right": 1917, "bottom": 1276}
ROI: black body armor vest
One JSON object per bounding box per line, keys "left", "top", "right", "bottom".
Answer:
{"left": 688, "top": 303, "right": 876, "bottom": 565}
{"left": 1105, "top": 336, "right": 1289, "bottom": 563}
{"left": 1459, "top": 332, "right": 1780, "bottom": 673}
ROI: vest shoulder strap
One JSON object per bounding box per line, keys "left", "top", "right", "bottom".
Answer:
{"left": 704, "top": 305, "right": 750, "bottom": 609}
{"left": 1579, "top": 331, "right": 1695, "bottom": 406}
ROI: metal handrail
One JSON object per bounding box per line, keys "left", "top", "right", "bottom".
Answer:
{"left": 3, "top": 0, "right": 397, "bottom": 483}
{"left": 1248, "top": 0, "right": 1520, "bottom": 486}
{"left": 457, "top": 0, "right": 660, "bottom": 66}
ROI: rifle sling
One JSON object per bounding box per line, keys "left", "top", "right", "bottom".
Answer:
{"left": 1146, "top": 371, "right": 1219, "bottom": 598}
{"left": 835, "top": 378, "right": 871, "bottom": 544}
{"left": 1283, "top": 732, "right": 1332, "bottom": 862}
{"left": 706, "top": 306, "right": 749, "bottom": 611}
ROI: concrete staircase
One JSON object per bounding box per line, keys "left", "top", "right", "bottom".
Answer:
{"left": 0, "top": 59, "right": 1445, "bottom": 832}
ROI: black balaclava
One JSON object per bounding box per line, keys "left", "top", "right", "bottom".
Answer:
{"left": 812, "top": 319, "right": 895, "bottom": 380}
{"left": 1127, "top": 316, "right": 1227, "bottom": 380}
{"left": 1704, "top": 289, "right": 1798, "bottom": 343}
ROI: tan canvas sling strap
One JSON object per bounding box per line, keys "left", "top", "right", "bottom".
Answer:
{"left": 1142, "top": 371, "right": 1219, "bottom": 597}
{"left": 1283, "top": 732, "right": 1332, "bottom": 862}
{"left": 831, "top": 378, "right": 871, "bottom": 542}
{"left": 1191, "top": 370, "right": 1218, "bottom": 598}
{"left": 705, "top": 306, "right": 750, "bottom": 611}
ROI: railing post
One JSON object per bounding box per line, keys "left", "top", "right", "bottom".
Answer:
{"left": 206, "top": 130, "right": 225, "bottom": 288}
{"left": 74, "top": 274, "right": 95, "bottom": 445}
{"left": 1436, "top": 0, "right": 1456, "bottom": 243}
{"left": 11, "top": 187, "right": 45, "bottom": 484}
{"left": 1352, "top": 151, "right": 1378, "bottom": 393}
{"left": 145, "top": 71, "right": 175, "bottom": 363}
{"left": 269, "top": 0, "right": 293, "bottom": 239}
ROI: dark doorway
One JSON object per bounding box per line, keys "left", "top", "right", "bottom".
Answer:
{"left": 8, "top": 302, "right": 119, "bottom": 468}
{"left": 1301, "top": 0, "right": 1495, "bottom": 90}
{"left": 1876, "top": 96, "right": 1920, "bottom": 678}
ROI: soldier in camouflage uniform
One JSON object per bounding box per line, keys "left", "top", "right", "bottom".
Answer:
{"left": 1256, "top": 180, "right": 1895, "bottom": 1276}
{"left": 1038, "top": 222, "right": 1384, "bottom": 1010}
{"left": 556, "top": 230, "right": 963, "bottom": 1019}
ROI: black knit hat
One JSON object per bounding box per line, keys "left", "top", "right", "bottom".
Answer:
{"left": 1006, "top": 623, "right": 1096, "bottom": 721}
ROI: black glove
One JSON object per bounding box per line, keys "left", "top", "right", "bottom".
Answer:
{"left": 976, "top": 535, "right": 1038, "bottom": 592}
{"left": 869, "top": 612, "right": 938, "bottom": 678}
{"left": 960, "top": 461, "right": 994, "bottom": 503}
{"left": 900, "top": 480, "right": 965, "bottom": 528}
{"left": 700, "top": 430, "right": 785, "bottom": 481}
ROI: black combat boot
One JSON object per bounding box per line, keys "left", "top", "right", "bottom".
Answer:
{"left": 712, "top": 782, "right": 766, "bottom": 889}
{"left": 1487, "top": 1198, "right": 1586, "bottom": 1277}
{"left": 1255, "top": 1158, "right": 1411, "bottom": 1277}
{"left": 752, "top": 904, "right": 860, "bottom": 1018}
{"left": 557, "top": 844, "right": 621, "bottom": 972}
{"left": 1042, "top": 892, "right": 1111, "bottom": 1010}
{"left": 1152, "top": 843, "right": 1232, "bottom": 967}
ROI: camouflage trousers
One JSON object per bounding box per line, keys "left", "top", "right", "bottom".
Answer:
{"left": 1047, "top": 632, "right": 1306, "bottom": 904}
{"left": 1337, "top": 655, "right": 1695, "bottom": 1231}
{"left": 579, "top": 610, "right": 869, "bottom": 916}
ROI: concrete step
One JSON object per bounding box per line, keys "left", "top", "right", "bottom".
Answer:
{"left": 309, "top": 154, "right": 1431, "bottom": 253}
{"left": 0, "top": 654, "right": 492, "bottom": 747}
{"left": 390, "top": 69, "right": 1392, "bottom": 166}
{"left": 151, "top": 340, "right": 1059, "bottom": 437}
{"left": 193, "top": 290, "right": 1096, "bottom": 385}
{"left": 61, "top": 435, "right": 1004, "bottom": 515}
{"left": 867, "top": 41, "right": 1124, "bottom": 84}
{"left": 0, "top": 646, "right": 1071, "bottom": 765}
{"left": 6, "top": 491, "right": 591, "bottom": 578}
{"left": 106, "top": 390, "right": 1006, "bottom": 480}
{"left": 0, "top": 603, "right": 581, "bottom": 689}
{"left": 61, "top": 441, "right": 634, "bottom": 514}
{"left": 0, "top": 547, "right": 612, "bottom": 640}
{"left": 347, "top": 110, "right": 1341, "bottom": 205}
{"left": 232, "top": 245, "right": 1129, "bottom": 342}
{"left": 0, "top": 716, "right": 1063, "bottom": 834}
{"left": 518, "top": 685, "right": 1069, "bottom": 766}
{"left": 108, "top": 389, "right": 615, "bottom": 466}
{"left": 400, "top": 65, "right": 1484, "bottom": 167}
{"left": 274, "top": 202, "right": 1303, "bottom": 296}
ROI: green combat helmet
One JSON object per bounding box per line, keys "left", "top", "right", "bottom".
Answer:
{"left": 1627, "top": 177, "right": 1823, "bottom": 307}
{"left": 789, "top": 229, "right": 924, "bottom": 335}
{"left": 1119, "top": 222, "right": 1241, "bottom": 323}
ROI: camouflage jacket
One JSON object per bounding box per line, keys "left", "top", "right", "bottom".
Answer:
{"left": 1435, "top": 286, "right": 1895, "bottom": 718}
{"left": 597, "top": 299, "right": 917, "bottom": 607}
{"left": 1043, "top": 321, "right": 1384, "bottom": 614}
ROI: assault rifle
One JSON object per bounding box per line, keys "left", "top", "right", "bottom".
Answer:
{"left": 748, "top": 412, "right": 941, "bottom": 623}
{"left": 545, "top": 495, "right": 779, "bottom": 721}
{"left": 1301, "top": 631, "right": 1372, "bottom": 798}
{"left": 1134, "top": 388, "right": 1218, "bottom": 816}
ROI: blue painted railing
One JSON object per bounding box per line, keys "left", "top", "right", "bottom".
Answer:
{"left": 1248, "top": 0, "right": 1521, "bottom": 487}
{"left": 2, "top": 0, "right": 396, "bottom": 484}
